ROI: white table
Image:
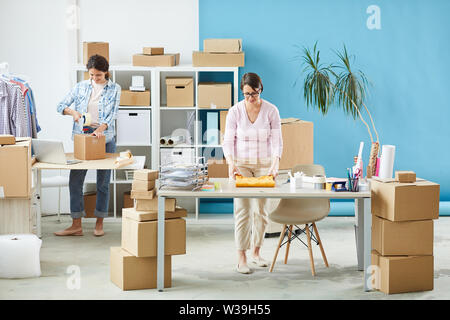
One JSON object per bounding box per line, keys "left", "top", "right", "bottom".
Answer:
{"left": 157, "top": 178, "right": 372, "bottom": 292}
{"left": 32, "top": 153, "right": 145, "bottom": 237}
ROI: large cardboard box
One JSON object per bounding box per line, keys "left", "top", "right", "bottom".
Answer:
{"left": 83, "top": 192, "right": 97, "bottom": 218}
{"left": 0, "top": 135, "right": 15, "bottom": 145}
{"left": 83, "top": 42, "right": 109, "bottom": 64}
{"left": 204, "top": 39, "right": 242, "bottom": 53}
{"left": 166, "top": 77, "right": 194, "bottom": 107}
{"left": 371, "top": 251, "right": 433, "bottom": 294}
{"left": 119, "top": 90, "right": 150, "bottom": 106}
{"left": 74, "top": 134, "right": 106, "bottom": 160}
{"left": 130, "top": 189, "right": 156, "bottom": 200}
{"left": 132, "top": 179, "right": 155, "bottom": 191}
{"left": 122, "top": 206, "right": 187, "bottom": 221}
{"left": 0, "top": 138, "right": 32, "bottom": 198}
{"left": 192, "top": 51, "right": 245, "bottom": 67}
{"left": 372, "top": 215, "right": 433, "bottom": 256}
{"left": 198, "top": 82, "right": 231, "bottom": 109}
{"left": 110, "top": 247, "right": 171, "bottom": 290}
{"left": 121, "top": 215, "right": 186, "bottom": 257}
{"left": 135, "top": 197, "right": 176, "bottom": 212}
{"left": 279, "top": 118, "right": 313, "bottom": 170}
{"left": 142, "top": 47, "right": 164, "bottom": 55}
{"left": 207, "top": 159, "right": 229, "bottom": 178}
{"left": 123, "top": 191, "right": 133, "bottom": 209}
{"left": 371, "top": 178, "right": 440, "bottom": 222}
{"left": 133, "top": 169, "right": 158, "bottom": 181}
{"left": 132, "top": 53, "right": 180, "bottom": 67}
{"left": 219, "top": 110, "right": 228, "bottom": 144}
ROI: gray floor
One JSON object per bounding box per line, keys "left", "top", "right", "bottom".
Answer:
{"left": 1, "top": 215, "right": 450, "bottom": 300}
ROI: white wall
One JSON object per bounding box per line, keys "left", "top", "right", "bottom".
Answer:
{"left": 0, "top": 0, "right": 198, "bottom": 214}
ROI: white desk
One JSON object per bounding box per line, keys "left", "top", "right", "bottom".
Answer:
{"left": 157, "top": 178, "right": 372, "bottom": 292}
{"left": 32, "top": 153, "right": 145, "bottom": 237}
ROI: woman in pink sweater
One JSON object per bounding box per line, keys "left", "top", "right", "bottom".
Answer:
{"left": 222, "top": 73, "right": 283, "bottom": 274}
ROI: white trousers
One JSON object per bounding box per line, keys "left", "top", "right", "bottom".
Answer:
{"left": 233, "top": 161, "right": 271, "bottom": 251}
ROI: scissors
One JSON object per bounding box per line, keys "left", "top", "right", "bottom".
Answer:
{"left": 353, "top": 168, "right": 361, "bottom": 179}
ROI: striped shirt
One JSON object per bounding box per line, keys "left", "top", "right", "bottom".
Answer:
{"left": 0, "top": 79, "right": 29, "bottom": 137}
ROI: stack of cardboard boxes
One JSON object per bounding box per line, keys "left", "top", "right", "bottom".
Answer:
{"left": 133, "top": 47, "right": 180, "bottom": 67}
{"left": 193, "top": 39, "right": 245, "bottom": 67}
{"left": 110, "top": 169, "right": 187, "bottom": 290}
{"left": 370, "top": 171, "right": 440, "bottom": 294}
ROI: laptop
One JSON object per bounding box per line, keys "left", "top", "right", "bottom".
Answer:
{"left": 32, "top": 139, "right": 82, "bottom": 165}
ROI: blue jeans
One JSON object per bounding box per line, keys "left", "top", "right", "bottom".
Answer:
{"left": 69, "top": 139, "right": 116, "bottom": 219}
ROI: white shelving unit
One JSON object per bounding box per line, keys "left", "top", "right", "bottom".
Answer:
{"left": 73, "top": 64, "right": 239, "bottom": 219}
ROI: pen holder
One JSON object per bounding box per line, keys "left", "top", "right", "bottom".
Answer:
{"left": 347, "top": 178, "right": 359, "bottom": 192}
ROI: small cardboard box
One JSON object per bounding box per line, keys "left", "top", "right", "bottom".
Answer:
{"left": 110, "top": 247, "right": 171, "bottom": 290}
{"left": 123, "top": 191, "right": 133, "bottom": 209}
{"left": 83, "top": 42, "right": 109, "bottom": 64}
{"left": 133, "top": 169, "right": 158, "bottom": 181}
{"left": 219, "top": 110, "right": 228, "bottom": 144}
{"left": 279, "top": 118, "right": 313, "bottom": 170}
{"left": 372, "top": 215, "right": 433, "bottom": 256}
{"left": 130, "top": 189, "right": 156, "bottom": 200}
{"left": 135, "top": 197, "right": 176, "bottom": 212}
{"left": 122, "top": 206, "right": 187, "bottom": 221}
{"left": 0, "top": 135, "right": 15, "bottom": 145}
{"left": 371, "top": 178, "right": 440, "bottom": 222}
{"left": 166, "top": 77, "right": 194, "bottom": 107}
{"left": 121, "top": 215, "right": 186, "bottom": 257}
{"left": 371, "top": 251, "right": 433, "bottom": 294}
{"left": 119, "top": 90, "right": 150, "bottom": 106}
{"left": 132, "top": 53, "right": 180, "bottom": 67}
{"left": 132, "top": 179, "right": 155, "bottom": 192}
{"left": 74, "top": 134, "right": 106, "bottom": 160}
{"left": 83, "top": 192, "right": 97, "bottom": 218}
{"left": 207, "top": 159, "right": 229, "bottom": 178}
{"left": 204, "top": 39, "right": 242, "bottom": 53}
{"left": 192, "top": 51, "right": 245, "bottom": 67}
{"left": 395, "top": 171, "right": 416, "bottom": 183}
{"left": 198, "top": 82, "right": 232, "bottom": 109}
{"left": 142, "top": 47, "right": 164, "bottom": 55}
{"left": 0, "top": 138, "right": 32, "bottom": 198}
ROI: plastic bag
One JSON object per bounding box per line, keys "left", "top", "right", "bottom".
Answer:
{"left": 0, "top": 234, "right": 42, "bottom": 278}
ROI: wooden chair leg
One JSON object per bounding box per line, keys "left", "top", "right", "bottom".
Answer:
{"left": 312, "top": 223, "right": 329, "bottom": 267}
{"left": 284, "top": 225, "right": 293, "bottom": 264}
{"left": 270, "top": 224, "right": 287, "bottom": 272}
{"left": 305, "top": 224, "right": 316, "bottom": 276}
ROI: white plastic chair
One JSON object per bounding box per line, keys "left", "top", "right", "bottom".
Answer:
{"left": 41, "top": 171, "right": 69, "bottom": 222}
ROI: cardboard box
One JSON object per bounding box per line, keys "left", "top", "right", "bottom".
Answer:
{"left": 279, "top": 118, "right": 313, "bottom": 170}
{"left": 83, "top": 42, "right": 109, "bottom": 64}
{"left": 83, "top": 192, "right": 97, "bottom": 218}
{"left": 371, "top": 178, "right": 440, "bottom": 222}
{"left": 110, "top": 247, "right": 171, "bottom": 290}
{"left": 130, "top": 189, "right": 156, "bottom": 200}
{"left": 371, "top": 251, "right": 433, "bottom": 294}
{"left": 133, "top": 169, "right": 158, "bottom": 181}
{"left": 192, "top": 51, "right": 245, "bottom": 67}
{"left": 143, "top": 47, "right": 164, "bottom": 55}
{"left": 204, "top": 39, "right": 242, "bottom": 53}
{"left": 122, "top": 206, "right": 187, "bottom": 221}
{"left": 207, "top": 159, "right": 228, "bottom": 178}
{"left": 372, "top": 215, "right": 433, "bottom": 256}
{"left": 123, "top": 191, "right": 133, "bottom": 209}
{"left": 132, "top": 53, "right": 180, "bottom": 67}
{"left": 135, "top": 197, "right": 176, "bottom": 212}
{"left": 219, "top": 110, "right": 228, "bottom": 144}
{"left": 74, "top": 134, "right": 106, "bottom": 160}
{"left": 119, "top": 90, "right": 150, "bottom": 106}
{"left": 198, "top": 82, "right": 232, "bottom": 109}
{"left": 395, "top": 171, "right": 416, "bottom": 183}
{"left": 121, "top": 216, "right": 186, "bottom": 257}
{"left": 166, "top": 77, "right": 194, "bottom": 107}
{"left": 0, "top": 135, "right": 15, "bottom": 145}
{"left": 0, "top": 138, "right": 32, "bottom": 198}
{"left": 132, "top": 179, "right": 155, "bottom": 192}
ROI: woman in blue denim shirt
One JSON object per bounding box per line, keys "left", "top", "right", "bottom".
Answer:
{"left": 55, "top": 55, "right": 121, "bottom": 237}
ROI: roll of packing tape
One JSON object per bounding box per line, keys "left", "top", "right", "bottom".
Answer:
{"left": 120, "top": 150, "right": 132, "bottom": 159}
{"left": 83, "top": 113, "right": 92, "bottom": 126}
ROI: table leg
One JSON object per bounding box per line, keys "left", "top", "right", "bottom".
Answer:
{"left": 363, "top": 198, "right": 372, "bottom": 292}
{"left": 355, "top": 199, "right": 364, "bottom": 271}
{"left": 36, "top": 169, "right": 42, "bottom": 238}
{"left": 157, "top": 195, "right": 165, "bottom": 291}
{"left": 113, "top": 170, "right": 117, "bottom": 219}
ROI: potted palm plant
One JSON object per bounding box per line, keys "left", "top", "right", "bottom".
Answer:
{"left": 299, "top": 42, "right": 380, "bottom": 176}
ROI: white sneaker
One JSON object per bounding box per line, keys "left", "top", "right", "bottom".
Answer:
{"left": 236, "top": 263, "right": 252, "bottom": 274}
{"left": 249, "top": 256, "right": 269, "bottom": 267}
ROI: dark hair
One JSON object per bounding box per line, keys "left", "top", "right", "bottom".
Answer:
{"left": 240, "top": 72, "right": 263, "bottom": 93}
{"left": 86, "top": 54, "right": 110, "bottom": 80}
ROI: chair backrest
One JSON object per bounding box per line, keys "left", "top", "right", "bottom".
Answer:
{"left": 292, "top": 164, "right": 325, "bottom": 177}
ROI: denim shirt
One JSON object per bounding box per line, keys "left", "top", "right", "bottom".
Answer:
{"left": 56, "top": 79, "right": 121, "bottom": 143}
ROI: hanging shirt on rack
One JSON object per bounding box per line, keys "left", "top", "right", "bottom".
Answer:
{"left": 0, "top": 79, "right": 29, "bottom": 137}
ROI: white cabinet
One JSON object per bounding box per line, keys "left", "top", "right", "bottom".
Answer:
{"left": 116, "top": 109, "right": 151, "bottom": 146}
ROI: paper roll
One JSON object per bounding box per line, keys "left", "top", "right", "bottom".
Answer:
{"left": 378, "top": 145, "right": 396, "bottom": 179}
{"left": 83, "top": 113, "right": 92, "bottom": 126}
{"left": 160, "top": 136, "right": 170, "bottom": 145}
{"left": 168, "top": 135, "right": 185, "bottom": 146}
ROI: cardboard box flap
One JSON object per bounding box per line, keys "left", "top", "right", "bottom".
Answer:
{"left": 372, "top": 177, "right": 437, "bottom": 187}
{"left": 166, "top": 78, "right": 193, "bottom": 87}
{"left": 204, "top": 39, "right": 242, "bottom": 52}
{"left": 198, "top": 82, "right": 232, "bottom": 87}
{"left": 281, "top": 118, "right": 312, "bottom": 125}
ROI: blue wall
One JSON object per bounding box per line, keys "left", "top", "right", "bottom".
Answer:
{"left": 199, "top": 0, "right": 450, "bottom": 200}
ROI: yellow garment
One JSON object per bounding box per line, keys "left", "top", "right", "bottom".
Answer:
{"left": 235, "top": 174, "right": 275, "bottom": 187}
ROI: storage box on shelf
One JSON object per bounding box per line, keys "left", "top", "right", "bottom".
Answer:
{"left": 116, "top": 109, "right": 151, "bottom": 146}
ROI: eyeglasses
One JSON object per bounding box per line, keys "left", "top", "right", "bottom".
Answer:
{"left": 243, "top": 91, "right": 260, "bottom": 98}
